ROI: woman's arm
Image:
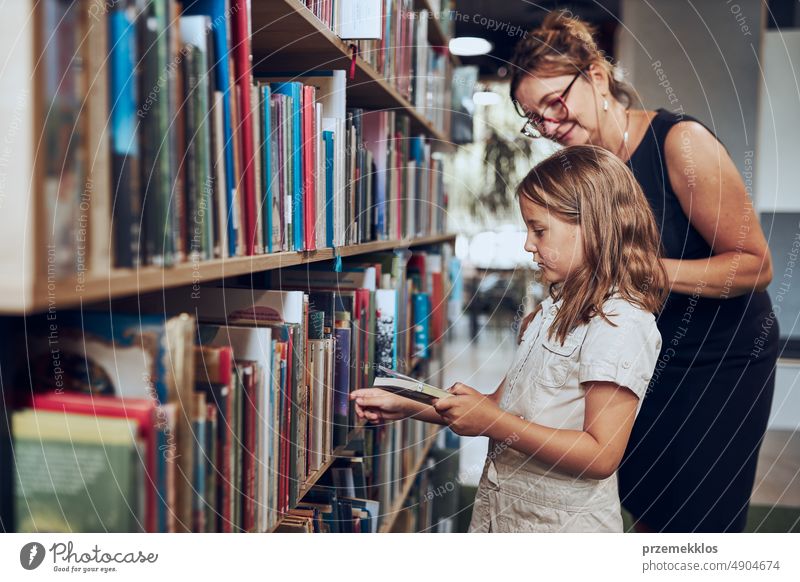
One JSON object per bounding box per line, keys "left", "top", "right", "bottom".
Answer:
{"left": 435, "top": 381, "right": 639, "bottom": 480}
{"left": 662, "top": 121, "right": 773, "bottom": 298}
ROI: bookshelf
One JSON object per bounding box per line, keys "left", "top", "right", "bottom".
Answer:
{"left": 414, "top": 0, "right": 461, "bottom": 62}
{"left": 378, "top": 426, "right": 441, "bottom": 533}
{"left": 251, "top": 0, "right": 450, "bottom": 140}
{"left": 1, "top": 0, "right": 460, "bottom": 534}
{"left": 0, "top": 0, "right": 459, "bottom": 315}
{"left": 9, "top": 233, "right": 455, "bottom": 314}
{"left": 267, "top": 419, "right": 366, "bottom": 533}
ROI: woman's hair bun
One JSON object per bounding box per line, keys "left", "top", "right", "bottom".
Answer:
{"left": 510, "top": 9, "right": 635, "bottom": 108}
{"left": 536, "top": 10, "right": 599, "bottom": 62}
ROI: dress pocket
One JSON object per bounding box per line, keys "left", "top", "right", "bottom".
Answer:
{"left": 494, "top": 490, "right": 558, "bottom": 532}
{"left": 536, "top": 337, "right": 580, "bottom": 388}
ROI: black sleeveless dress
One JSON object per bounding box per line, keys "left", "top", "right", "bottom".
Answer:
{"left": 620, "top": 109, "right": 779, "bottom": 532}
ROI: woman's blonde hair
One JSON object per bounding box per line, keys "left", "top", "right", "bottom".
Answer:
{"left": 510, "top": 10, "right": 636, "bottom": 109}
{"left": 517, "top": 145, "right": 667, "bottom": 344}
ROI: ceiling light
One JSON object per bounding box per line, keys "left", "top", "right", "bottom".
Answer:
{"left": 472, "top": 91, "right": 501, "bottom": 106}
{"left": 449, "top": 37, "right": 492, "bottom": 56}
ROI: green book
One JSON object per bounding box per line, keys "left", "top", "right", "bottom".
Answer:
{"left": 13, "top": 409, "right": 142, "bottom": 532}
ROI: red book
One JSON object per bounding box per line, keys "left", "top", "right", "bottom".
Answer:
{"left": 354, "top": 288, "right": 371, "bottom": 391}
{"left": 231, "top": 0, "right": 256, "bottom": 255}
{"left": 30, "top": 392, "right": 159, "bottom": 533}
{"left": 239, "top": 362, "right": 258, "bottom": 532}
{"left": 302, "top": 85, "right": 317, "bottom": 250}
{"left": 221, "top": 380, "right": 235, "bottom": 533}
{"left": 431, "top": 271, "right": 444, "bottom": 342}
{"left": 407, "top": 254, "right": 427, "bottom": 291}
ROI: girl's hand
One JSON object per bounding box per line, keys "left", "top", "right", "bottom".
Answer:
{"left": 433, "top": 383, "right": 504, "bottom": 437}
{"left": 350, "top": 388, "right": 414, "bottom": 424}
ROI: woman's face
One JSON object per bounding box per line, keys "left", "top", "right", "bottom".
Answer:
{"left": 513, "top": 68, "right": 603, "bottom": 146}
{"left": 519, "top": 195, "right": 585, "bottom": 284}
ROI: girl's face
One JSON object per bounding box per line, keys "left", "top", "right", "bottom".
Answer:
{"left": 519, "top": 195, "right": 585, "bottom": 283}
{"left": 513, "top": 68, "right": 603, "bottom": 146}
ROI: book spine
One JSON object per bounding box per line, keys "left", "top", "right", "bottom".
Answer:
{"left": 333, "top": 325, "right": 350, "bottom": 448}
{"left": 108, "top": 6, "right": 140, "bottom": 268}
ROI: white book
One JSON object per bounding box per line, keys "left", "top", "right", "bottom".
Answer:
{"left": 337, "top": 0, "right": 382, "bottom": 40}
{"left": 373, "top": 366, "right": 452, "bottom": 405}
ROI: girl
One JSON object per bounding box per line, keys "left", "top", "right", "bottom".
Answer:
{"left": 350, "top": 145, "right": 667, "bottom": 532}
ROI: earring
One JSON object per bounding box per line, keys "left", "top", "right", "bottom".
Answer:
{"left": 603, "top": 98, "right": 609, "bottom": 111}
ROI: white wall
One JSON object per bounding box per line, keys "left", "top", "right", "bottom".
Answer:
{"left": 755, "top": 29, "right": 800, "bottom": 213}
{"left": 616, "top": 0, "right": 763, "bottom": 176}
{"left": 770, "top": 363, "right": 800, "bottom": 430}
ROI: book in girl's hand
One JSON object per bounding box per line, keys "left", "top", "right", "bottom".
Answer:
{"left": 373, "top": 366, "right": 452, "bottom": 405}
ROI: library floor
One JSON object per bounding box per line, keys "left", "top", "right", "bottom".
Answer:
{"left": 439, "top": 315, "right": 800, "bottom": 532}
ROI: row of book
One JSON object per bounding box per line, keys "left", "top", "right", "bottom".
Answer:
{"left": 41, "top": 0, "right": 449, "bottom": 277}
{"left": 302, "top": 1, "right": 454, "bottom": 134}
{"left": 276, "top": 421, "right": 438, "bottom": 533}
{"left": 10, "top": 249, "right": 450, "bottom": 532}
{"left": 396, "top": 429, "right": 461, "bottom": 533}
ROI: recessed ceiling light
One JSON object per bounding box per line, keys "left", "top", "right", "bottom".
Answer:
{"left": 449, "top": 37, "right": 493, "bottom": 56}
{"left": 472, "top": 91, "right": 501, "bottom": 106}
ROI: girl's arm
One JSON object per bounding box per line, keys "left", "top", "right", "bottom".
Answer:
{"left": 351, "top": 375, "right": 508, "bottom": 426}
{"left": 662, "top": 121, "right": 772, "bottom": 298}
{"left": 351, "top": 388, "right": 448, "bottom": 425}
{"left": 435, "top": 381, "right": 639, "bottom": 480}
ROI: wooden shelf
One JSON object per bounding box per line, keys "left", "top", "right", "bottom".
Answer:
{"left": 250, "top": 0, "right": 448, "bottom": 141}
{"left": 268, "top": 423, "right": 441, "bottom": 533}
{"left": 378, "top": 427, "right": 440, "bottom": 533}
{"left": 9, "top": 234, "right": 455, "bottom": 315}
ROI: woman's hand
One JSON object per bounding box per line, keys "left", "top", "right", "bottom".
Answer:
{"left": 350, "top": 388, "right": 416, "bottom": 424}
{"left": 433, "top": 383, "right": 505, "bottom": 437}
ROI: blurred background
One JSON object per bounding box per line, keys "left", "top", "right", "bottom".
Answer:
{"left": 440, "top": 0, "right": 799, "bottom": 532}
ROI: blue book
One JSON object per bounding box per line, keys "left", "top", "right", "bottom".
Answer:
{"left": 108, "top": 7, "right": 139, "bottom": 268}
{"left": 333, "top": 325, "right": 351, "bottom": 448}
{"left": 271, "top": 82, "right": 304, "bottom": 251}
{"left": 412, "top": 293, "right": 431, "bottom": 359}
{"left": 261, "top": 85, "right": 274, "bottom": 253}
{"left": 323, "top": 130, "right": 335, "bottom": 248}
{"left": 182, "top": 0, "right": 238, "bottom": 257}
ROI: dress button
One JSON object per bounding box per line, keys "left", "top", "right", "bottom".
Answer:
{"left": 622, "top": 360, "right": 631, "bottom": 369}
{"left": 549, "top": 306, "right": 557, "bottom": 315}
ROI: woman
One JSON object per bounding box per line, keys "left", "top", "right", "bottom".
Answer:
{"left": 509, "top": 11, "right": 779, "bottom": 532}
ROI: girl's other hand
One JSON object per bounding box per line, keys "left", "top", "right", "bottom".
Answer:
{"left": 433, "top": 383, "right": 503, "bottom": 437}
{"left": 350, "top": 388, "right": 413, "bottom": 424}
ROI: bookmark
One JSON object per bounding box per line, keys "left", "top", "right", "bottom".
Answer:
{"left": 333, "top": 247, "right": 342, "bottom": 272}
{"left": 348, "top": 44, "right": 358, "bottom": 80}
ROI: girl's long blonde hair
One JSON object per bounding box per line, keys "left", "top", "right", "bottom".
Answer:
{"left": 517, "top": 145, "right": 667, "bottom": 344}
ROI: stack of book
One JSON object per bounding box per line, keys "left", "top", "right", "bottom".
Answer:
{"left": 38, "top": 0, "right": 449, "bottom": 277}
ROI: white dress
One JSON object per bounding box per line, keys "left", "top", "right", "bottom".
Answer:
{"left": 468, "top": 294, "right": 662, "bottom": 532}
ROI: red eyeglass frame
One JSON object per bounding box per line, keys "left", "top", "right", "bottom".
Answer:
{"left": 514, "top": 69, "right": 585, "bottom": 138}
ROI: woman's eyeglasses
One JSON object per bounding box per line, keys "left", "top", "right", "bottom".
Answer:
{"left": 514, "top": 70, "right": 584, "bottom": 139}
